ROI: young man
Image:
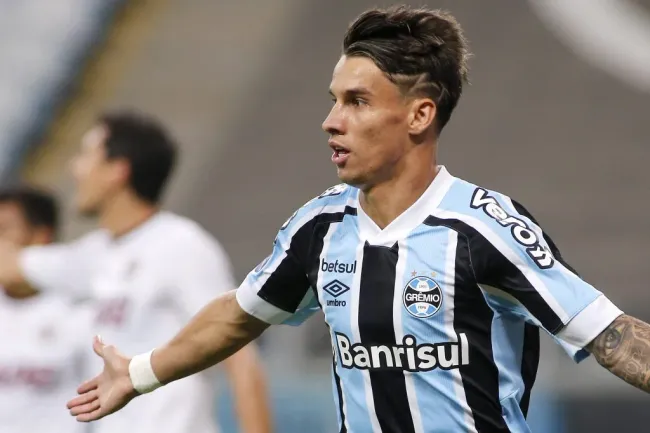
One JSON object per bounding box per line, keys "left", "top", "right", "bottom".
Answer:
{"left": 0, "top": 112, "right": 272, "bottom": 433}
{"left": 68, "top": 6, "right": 648, "bottom": 433}
{"left": 0, "top": 186, "right": 90, "bottom": 433}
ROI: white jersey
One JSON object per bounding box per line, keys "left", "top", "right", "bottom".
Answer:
{"left": 19, "top": 212, "right": 235, "bottom": 433}
{"left": 0, "top": 292, "right": 91, "bottom": 433}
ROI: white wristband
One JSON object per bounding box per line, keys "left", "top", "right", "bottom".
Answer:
{"left": 128, "top": 349, "right": 162, "bottom": 394}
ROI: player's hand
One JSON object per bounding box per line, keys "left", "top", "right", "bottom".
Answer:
{"left": 67, "top": 336, "right": 138, "bottom": 422}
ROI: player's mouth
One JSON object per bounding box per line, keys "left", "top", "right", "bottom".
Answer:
{"left": 329, "top": 140, "right": 350, "bottom": 166}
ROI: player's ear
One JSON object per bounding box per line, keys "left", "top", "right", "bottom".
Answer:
{"left": 30, "top": 226, "right": 54, "bottom": 245}
{"left": 407, "top": 98, "right": 436, "bottom": 136}
{"left": 109, "top": 158, "right": 131, "bottom": 185}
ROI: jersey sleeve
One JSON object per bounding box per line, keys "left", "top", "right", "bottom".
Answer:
{"left": 236, "top": 207, "right": 319, "bottom": 326}
{"left": 18, "top": 232, "right": 103, "bottom": 298}
{"left": 164, "top": 230, "right": 237, "bottom": 318}
{"left": 465, "top": 189, "right": 623, "bottom": 362}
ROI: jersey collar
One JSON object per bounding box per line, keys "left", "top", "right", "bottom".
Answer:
{"left": 356, "top": 165, "right": 455, "bottom": 247}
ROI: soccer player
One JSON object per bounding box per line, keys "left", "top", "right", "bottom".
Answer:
{"left": 0, "top": 112, "right": 272, "bottom": 433}
{"left": 67, "top": 6, "right": 649, "bottom": 433}
{"left": 0, "top": 186, "right": 90, "bottom": 433}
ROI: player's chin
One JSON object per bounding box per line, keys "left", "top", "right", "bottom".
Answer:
{"left": 335, "top": 167, "right": 366, "bottom": 187}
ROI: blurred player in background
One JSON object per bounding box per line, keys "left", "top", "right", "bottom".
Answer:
{"left": 0, "top": 186, "right": 90, "bottom": 433}
{"left": 0, "top": 111, "right": 272, "bottom": 433}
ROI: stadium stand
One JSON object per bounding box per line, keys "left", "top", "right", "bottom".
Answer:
{"left": 0, "top": 0, "right": 124, "bottom": 181}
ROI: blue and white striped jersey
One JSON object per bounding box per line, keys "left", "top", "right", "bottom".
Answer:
{"left": 237, "top": 166, "right": 622, "bottom": 433}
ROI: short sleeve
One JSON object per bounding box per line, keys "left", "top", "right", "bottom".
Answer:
{"left": 466, "top": 189, "right": 623, "bottom": 362}
{"left": 164, "top": 230, "right": 237, "bottom": 318}
{"left": 18, "top": 232, "right": 105, "bottom": 298}
{"left": 236, "top": 207, "right": 318, "bottom": 326}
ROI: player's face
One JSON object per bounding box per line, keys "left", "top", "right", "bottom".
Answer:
{"left": 0, "top": 203, "right": 43, "bottom": 247}
{"left": 323, "top": 56, "right": 414, "bottom": 188}
{"left": 71, "top": 125, "right": 126, "bottom": 216}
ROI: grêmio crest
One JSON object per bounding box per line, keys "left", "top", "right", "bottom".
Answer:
{"left": 403, "top": 276, "right": 443, "bottom": 319}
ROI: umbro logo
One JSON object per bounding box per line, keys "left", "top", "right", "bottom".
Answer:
{"left": 323, "top": 280, "right": 350, "bottom": 298}
{"left": 323, "top": 280, "right": 350, "bottom": 307}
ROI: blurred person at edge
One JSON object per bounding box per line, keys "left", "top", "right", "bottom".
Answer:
{"left": 0, "top": 111, "right": 273, "bottom": 433}
{"left": 0, "top": 186, "right": 90, "bottom": 433}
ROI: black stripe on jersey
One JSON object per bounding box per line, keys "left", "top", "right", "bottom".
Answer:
{"left": 511, "top": 200, "right": 580, "bottom": 276}
{"left": 257, "top": 220, "right": 314, "bottom": 313}
{"left": 315, "top": 206, "right": 358, "bottom": 224}
{"left": 306, "top": 206, "right": 358, "bottom": 286}
{"left": 358, "top": 242, "right": 416, "bottom": 433}
{"left": 258, "top": 206, "right": 356, "bottom": 314}
{"left": 424, "top": 216, "right": 563, "bottom": 334}
{"left": 519, "top": 323, "right": 540, "bottom": 417}
{"left": 311, "top": 208, "right": 355, "bottom": 433}
{"left": 332, "top": 358, "right": 348, "bottom": 433}
{"left": 451, "top": 232, "right": 511, "bottom": 432}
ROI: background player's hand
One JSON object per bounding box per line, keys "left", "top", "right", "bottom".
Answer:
{"left": 67, "top": 336, "right": 137, "bottom": 422}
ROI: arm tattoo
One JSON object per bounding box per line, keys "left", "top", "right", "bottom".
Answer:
{"left": 588, "top": 314, "right": 650, "bottom": 392}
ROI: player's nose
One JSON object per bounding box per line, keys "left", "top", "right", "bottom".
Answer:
{"left": 322, "top": 107, "right": 344, "bottom": 136}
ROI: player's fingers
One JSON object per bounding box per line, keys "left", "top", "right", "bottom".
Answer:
{"left": 69, "top": 398, "right": 100, "bottom": 416}
{"left": 92, "top": 335, "right": 105, "bottom": 358}
{"left": 76, "top": 376, "right": 99, "bottom": 394}
{"left": 76, "top": 407, "right": 104, "bottom": 423}
{"left": 67, "top": 390, "right": 97, "bottom": 409}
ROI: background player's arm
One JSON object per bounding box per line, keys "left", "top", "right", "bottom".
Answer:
{"left": 222, "top": 346, "right": 273, "bottom": 433}
{"left": 587, "top": 314, "right": 650, "bottom": 393}
{"left": 0, "top": 233, "right": 100, "bottom": 297}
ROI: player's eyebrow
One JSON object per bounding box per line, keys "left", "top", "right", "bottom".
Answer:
{"left": 329, "top": 87, "right": 373, "bottom": 99}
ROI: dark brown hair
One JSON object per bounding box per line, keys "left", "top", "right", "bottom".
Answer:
{"left": 0, "top": 185, "right": 59, "bottom": 235}
{"left": 99, "top": 110, "right": 177, "bottom": 204}
{"left": 343, "top": 5, "right": 470, "bottom": 133}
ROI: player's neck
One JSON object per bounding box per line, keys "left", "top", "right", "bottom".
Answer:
{"left": 360, "top": 150, "right": 439, "bottom": 230}
{"left": 99, "top": 193, "right": 159, "bottom": 239}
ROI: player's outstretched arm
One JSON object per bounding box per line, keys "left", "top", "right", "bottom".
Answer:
{"left": 67, "top": 290, "right": 270, "bottom": 422}
{"left": 151, "top": 290, "right": 270, "bottom": 382}
{"left": 587, "top": 314, "right": 650, "bottom": 392}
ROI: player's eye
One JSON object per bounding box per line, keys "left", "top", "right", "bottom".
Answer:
{"left": 352, "top": 98, "right": 367, "bottom": 107}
